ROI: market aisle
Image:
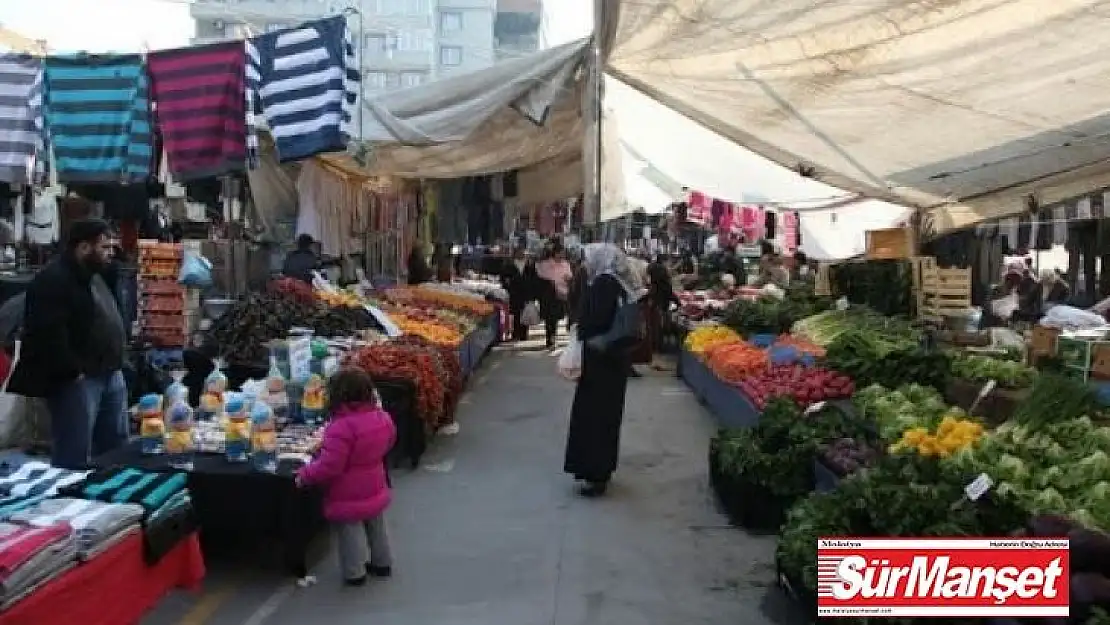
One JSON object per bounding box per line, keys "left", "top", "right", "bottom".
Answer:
{"left": 144, "top": 341, "right": 801, "bottom": 625}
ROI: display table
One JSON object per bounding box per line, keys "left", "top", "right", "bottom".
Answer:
{"left": 466, "top": 313, "right": 499, "bottom": 372}
{"left": 94, "top": 444, "right": 326, "bottom": 577}
{"left": 678, "top": 349, "right": 760, "bottom": 428}
{"left": 0, "top": 532, "right": 204, "bottom": 625}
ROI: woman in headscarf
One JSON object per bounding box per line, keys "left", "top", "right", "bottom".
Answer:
{"left": 536, "top": 241, "right": 573, "bottom": 348}
{"left": 564, "top": 243, "right": 634, "bottom": 497}
{"left": 500, "top": 246, "right": 538, "bottom": 341}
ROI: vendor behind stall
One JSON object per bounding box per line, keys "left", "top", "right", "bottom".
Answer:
{"left": 8, "top": 218, "right": 128, "bottom": 469}
{"left": 282, "top": 234, "right": 320, "bottom": 285}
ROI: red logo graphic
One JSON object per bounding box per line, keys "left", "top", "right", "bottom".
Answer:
{"left": 816, "top": 538, "right": 1070, "bottom": 618}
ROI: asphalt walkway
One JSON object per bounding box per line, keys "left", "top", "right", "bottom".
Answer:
{"left": 142, "top": 340, "right": 801, "bottom": 625}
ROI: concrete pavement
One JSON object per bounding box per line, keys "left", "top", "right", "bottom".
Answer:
{"left": 141, "top": 341, "right": 803, "bottom": 625}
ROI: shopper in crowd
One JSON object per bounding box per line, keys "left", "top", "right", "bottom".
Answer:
{"left": 647, "top": 253, "right": 680, "bottom": 353}
{"left": 566, "top": 249, "right": 588, "bottom": 329}
{"left": 432, "top": 242, "right": 453, "bottom": 283}
{"left": 1032, "top": 267, "right": 1070, "bottom": 312}
{"left": 296, "top": 367, "right": 395, "bottom": 586}
{"left": 536, "top": 242, "right": 573, "bottom": 348}
{"left": 282, "top": 234, "right": 320, "bottom": 285}
{"left": 9, "top": 219, "right": 128, "bottom": 469}
{"left": 791, "top": 251, "right": 812, "bottom": 282}
{"left": 500, "top": 245, "right": 538, "bottom": 341}
{"left": 564, "top": 243, "right": 636, "bottom": 497}
{"left": 406, "top": 237, "right": 432, "bottom": 285}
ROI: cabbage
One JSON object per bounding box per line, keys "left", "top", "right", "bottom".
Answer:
{"left": 995, "top": 481, "right": 1019, "bottom": 498}
{"left": 1044, "top": 441, "right": 1069, "bottom": 464}
{"left": 1083, "top": 482, "right": 1110, "bottom": 508}
{"left": 1032, "top": 488, "right": 1068, "bottom": 513}
{"left": 995, "top": 454, "right": 1029, "bottom": 481}
{"left": 1035, "top": 466, "right": 1065, "bottom": 490}
{"left": 1078, "top": 451, "right": 1110, "bottom": 479}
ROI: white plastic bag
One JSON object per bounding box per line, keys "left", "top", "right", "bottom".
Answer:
{"left": 521, "top": 302, "right": 541, "bottom": 327}
{"left": 558, "top": 330, "right": 582, "bottom": 381}
{"left": 990, "top": 292, "right": 1019, "bottom": 320}
{"left": 178, "top": 252, "right": 213, "bottom": 288}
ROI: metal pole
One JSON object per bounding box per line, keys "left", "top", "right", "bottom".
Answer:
{"left": 342, "top": 6, "right": 365, "bottom": 143}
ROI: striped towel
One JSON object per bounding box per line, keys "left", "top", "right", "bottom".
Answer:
{"left": 0, "top": 54, "right": 45, "bottom": 185}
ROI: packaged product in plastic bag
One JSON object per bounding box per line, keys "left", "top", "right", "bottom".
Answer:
{"left": 198, "top": 360, "right": 227, "bottom": 420}
{"left": 300, "top": 374, "right": 327, "bottom": 425}
{"left": 178, "top": 252, "right": 213, "bottom": 288}
{"left": 137, "top": 394, "right": 165, "bottom": 455}
{"left": 165, "top": 400, "right": 194, "bottom": 470}
{"left": 224, "top": 393, "right": 251, "bottom": 463}
{"left": 262, "top": 361, "right": 290, "bottom": 424}
{"left": 250, "top": 403, "right": 278, "bottom": 473}
{"left": 557, "top": 329, "right": 582, "bottom": 381}
{"left": 164, "top": 369, "right": 189, "bottom": 408}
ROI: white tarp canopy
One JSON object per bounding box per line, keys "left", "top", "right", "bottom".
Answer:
{"left": 351, "top": 38, "right": 589, "bottom": 185}
{"left": 798, "top": 200, "right": 913, "bottom": 261}
{"left": 598, "top": 0, "right": 1110, "bottom": 233}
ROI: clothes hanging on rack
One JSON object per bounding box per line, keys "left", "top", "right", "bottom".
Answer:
{"left": 44, "top": 54, "right": 153, "bottom": 183}
{"left": 0, "top": 55, "right": 44, "bottom": 186}
{"left": 245, "top": 16, "right": 359, "bottom": 163}
{"left": 147, "top": 42, "right": 247, "bottom": 180}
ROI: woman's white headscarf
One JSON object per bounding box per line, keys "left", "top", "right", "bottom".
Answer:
{"left": 583, "top": 243, "right": 635, "bottom": 294}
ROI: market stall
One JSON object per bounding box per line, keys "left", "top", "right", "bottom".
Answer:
{"left": 688, "top": 275, "right": 1110, "bottom": 620}
{"left": 107, "top": 276, "right": 500, "bottom": 578}
{"left": 0, "top": 454, "right": 203, "bottom": 623}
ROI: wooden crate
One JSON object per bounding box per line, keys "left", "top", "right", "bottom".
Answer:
{"left": 814, "top": 262, "right": 831, "bottom": 296}
{"left": 866, "top": 228, "right": 912, "bottom": 260}
{"left": 918, "top": 260, "right": 971, "bottom": 320}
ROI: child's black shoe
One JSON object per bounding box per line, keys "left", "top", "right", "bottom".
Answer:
{"left": 344, "top": 575, "right": 368, "bottom": 587}
{"left": 366, "top": 564, "right": 392, "bottom": 578}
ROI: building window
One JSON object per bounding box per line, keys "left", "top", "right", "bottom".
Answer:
{"left": 365, "top": 71, "right": 387, "bottom": 89}
{"left": 406, "top": 0, "right": 430, "bottom": 14}
{"left": 439, "top": 11, "right": 463, "bottom": 32}
{"left": 265, "top": 23, "right": 285, "bottom": 33}
{"left": 378, "top": 0, "right": 405, "bottom": 14}
{"left": 385, "top": 72, "right": 401, "bottom": 88}
{"left": 364, "top": 33, "right": 387, "bottom": 53}
{"left": 211, "top": 20, "right": 227, "bottom": 36}
{"left": 400, "top": 71, "right": 425, "bottom": 87}
{"left": 396, "top": 29, "right": 432, "bottom": 52}
{"left": 439, "top": 45, "right": 462, "bottom": 66}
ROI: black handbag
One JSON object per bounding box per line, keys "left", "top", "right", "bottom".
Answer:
{"left": 585, "top": 293, "right": 645, "bottom": 352}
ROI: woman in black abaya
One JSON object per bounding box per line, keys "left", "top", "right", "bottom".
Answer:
{"left": 564, "top": 243, "right": 632, "bottom": 497}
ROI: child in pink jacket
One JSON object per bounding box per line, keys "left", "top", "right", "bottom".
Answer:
{"left": 297, "top": 367, "right": 396, "bottom": 586}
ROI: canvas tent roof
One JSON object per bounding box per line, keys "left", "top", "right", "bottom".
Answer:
{"left": 598, "top": 0, "right": 1110, "bottom": 233}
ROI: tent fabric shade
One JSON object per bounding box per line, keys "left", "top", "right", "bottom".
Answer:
{"left": 599, "top": 0, "right": 1110, "bottom": 233}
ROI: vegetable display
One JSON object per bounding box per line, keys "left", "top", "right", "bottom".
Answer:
{"left": 389, "top": 286, "right": 495, "bottom": 317}
{"left": 950, "top": 353, "right": 1036, "bottom": 389}
{"left": 735, "top": 365, "right": 853, "bottom": 411}
{"left": 1013, "top": 371, "right": 1103, "bottom": 428}
{"left": 392, "top": 315, "right": 463, "bottom": 347}
{"left": 947, "top": 416, "right": 1110, "bottom": 530}
{"left": 890, "top": 412, "right": 983, "bottom": 457}
{"left": 825, "top": 329, "right": 950, "bottom": 392}
{"left": 346, "top": 343, "right": 447, "bottom": 425}
{"left": 705, "top": 342, "right": 768, "bottom": 385}
{"left": 267, "top": 277, "right": 316, "bottom": 305}
{"left": 852, "top": 383, "right": 948, "bottom": 441}
{"left": 683, "top": 325, "right": 742, "bottom": 356}
{"left": 820, "top": 437, "right": 881, "bottom": 477}
{"left": 791, "top": 308, "right": 919, "bottom": 347}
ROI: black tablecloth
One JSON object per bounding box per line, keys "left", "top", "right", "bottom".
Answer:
{"left": 94, "top": 441, "right": 327, "bottom": 577}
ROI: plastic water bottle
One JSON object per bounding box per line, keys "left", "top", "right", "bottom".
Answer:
{"left": 250, "top": 403, "right": 278, "bottom": 473}
{"left": 137, "top": 394, "right": 165, "bottom": 455}
{"left": 300, "top": 374, "right": 327, "bottom": 425}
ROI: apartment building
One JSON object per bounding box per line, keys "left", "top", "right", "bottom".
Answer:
{"left": 494, "top": 0, "right": 541, "bottom": 61}
{"left": 190, "top": 0, "right": 537, "bottom": 92}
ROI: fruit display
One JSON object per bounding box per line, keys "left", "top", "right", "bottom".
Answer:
{"left": 206, "top": 292, "right": 378, "bottom": 364}
{"left": 392, "top": 315, "right": 463, "bottom": 347}
{"left": 389, "top": 286, "right": 495, "bottom": 317}
{"left": 683, "top": 325, "right": 741, "bottom": 356}
{"left": 346, "top": 343, "right": 447, "bottom": 426}
{"left": 315, "top": 288, "right": 363, "bottom": 308}
{"left": 890, "top": 411, "right": 983, "bottom": 457}
{"left": 705, "top": 342, "right": 768, "bottom": 384}
{"left": 736, "top": 365, "right": 854, "bottom": 411}
{"left": 266, "top": 277, "right": 315, "bottom": 305}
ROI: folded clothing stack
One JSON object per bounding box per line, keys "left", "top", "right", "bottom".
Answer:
{"left": 0, "top": 462, "right": 91, "bottom": 520}
{"left": 0, "top": 522, "right": 77, "bottom": 608}
{"left": 59, "top": 467, "right": 195, "bottom": 564}
{"left": 10, "top": 498, "right": 144, "bottom": 560}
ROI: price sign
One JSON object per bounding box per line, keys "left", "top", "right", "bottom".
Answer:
{"left": 364, "top": 304, "right": 402, "bottom": 338}
{"left": 964, "top": 473, "right": 994, "bottom": 502}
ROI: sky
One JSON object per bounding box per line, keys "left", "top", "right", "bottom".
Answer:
{"left": 0, "top": 0, "right": 590, "bottom": 53}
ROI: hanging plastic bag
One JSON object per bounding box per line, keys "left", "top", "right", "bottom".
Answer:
{"left": 558, "top": 329, "right": 582, "bottom": 381}
{"left": 179, "top": 252, "right": 213, "bottom": 288}
{"left": 521, "top": 302, "right": 541, "bottom": 327}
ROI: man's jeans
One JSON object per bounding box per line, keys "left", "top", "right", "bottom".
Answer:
{"left": 46, "top": 370, "right": 128, "bottom": 469}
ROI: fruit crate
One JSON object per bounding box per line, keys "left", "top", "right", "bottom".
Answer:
{"left": 139, "top": 280, "right": 185, "bottom": 296}
{"left": 142, "top": 312, "right": 187, "bottom": 332}
{"left": 138, "top": 240, "right": 183, "bottom": 261}
{"left": 140, "top": 295, "right": 185, "bottom": 313}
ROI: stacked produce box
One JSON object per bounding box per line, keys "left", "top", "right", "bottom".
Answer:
{"left": 138, "top": 241, "right": 188, "bottom": 347}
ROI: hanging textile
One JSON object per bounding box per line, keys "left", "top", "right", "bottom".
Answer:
{"left": 147, "top": 42, "right": 247, "bottom": 180}
{"left": 739, "top": 205, "right": 764, "bottom": 242}
{"left": 44, "top": 54, "right": 153, "bottom": 183}
{"left": 295, "top": 159, "right": 372, "bottom": 257}
{"left": 687, "top": 191, "right": 710, "bottom": 225}
{"left": 782, "top": 211, "right": 798, "bottom": 254}
{"left": 0, "top": 54, "right": 44, "bottom": 185}
{"left": 245, "top": 16, "right": 359, "bottom": 163}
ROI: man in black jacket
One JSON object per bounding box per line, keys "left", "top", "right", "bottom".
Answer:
{"left": 281, "top": 234, "right": 319, "bottom": 284}
{"left": 8, "top": 219, "right": 129, "bottom": 469}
